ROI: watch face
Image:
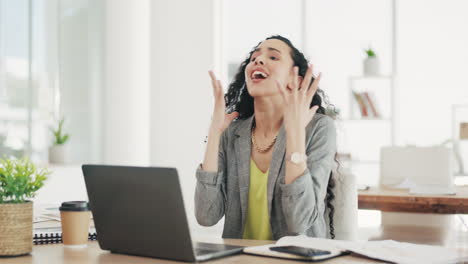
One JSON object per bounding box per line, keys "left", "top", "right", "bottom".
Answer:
{"left": 290, "top": 153, "right": 305, "bottom": 164}
{"left": 291, "top": 153, "right": 301, "bottom": 163}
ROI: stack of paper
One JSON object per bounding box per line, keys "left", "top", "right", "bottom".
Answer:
{"left": 244, "top": 235, "right": 466, "bottom": 264}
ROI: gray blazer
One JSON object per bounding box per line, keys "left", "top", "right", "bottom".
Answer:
{"left": 194, "top": 113, "right": 337, "bottom": 240}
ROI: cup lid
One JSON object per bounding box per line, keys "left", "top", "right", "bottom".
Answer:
{"left": 59, "top": 201, "right": 90, "bottom": 212}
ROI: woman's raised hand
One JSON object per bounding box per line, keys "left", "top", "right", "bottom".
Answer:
{"left": 276, "top": 65, "right": 321, "bottom": 133}
{"left": 208, "top": 71, "right": 239, "bottom": 134}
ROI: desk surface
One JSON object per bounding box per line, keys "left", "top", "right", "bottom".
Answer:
{"left": 1, "top": 224, "right": 467, "bottom": 264}
{"left": 0, "top": 237, "right": 383, "bottom": 264}
{"left": 358, "top": 186, "right": 468, "bottom": 214}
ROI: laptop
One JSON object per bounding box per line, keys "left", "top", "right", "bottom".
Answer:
{"left": 82, "top": 164, "right": 243, "bottom": 262}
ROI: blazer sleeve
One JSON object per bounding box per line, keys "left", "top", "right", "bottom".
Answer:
{"left": 194, "top": 130, "right": 228, "bottom": 226}
{"left": 278, "top": 115, "right": 337, "bottom": 234}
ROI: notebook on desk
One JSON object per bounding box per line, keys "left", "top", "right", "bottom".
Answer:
{"left": 82, "top": 164, "right": 244, "bottom": 262}
{"left": 33, "top": 205, "right": 97, "bottom": 245}
{"left": 244, "top": 235, "right": 464, "bottom": 263}
{"left": 244, "top": 236, "right": 348, "bottom": 261}
{"left": 33, "top": 226, "right": 97, "bottom": 245}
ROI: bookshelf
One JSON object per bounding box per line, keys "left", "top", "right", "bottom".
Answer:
{"left": 348, "top": 76, "right": 393, "bottom": 120}
{"left": 336, "top": 75, "right": 395, "bottom": 165}
{"left": 337, "top": 0, "right": 397, "bottom": 169}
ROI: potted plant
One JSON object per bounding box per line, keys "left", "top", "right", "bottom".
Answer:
{"left": 49, "top": 118, "right": 70, "bottom": 164}
{"left": 0, "top": 157, "right": 49, "bottom": 256}
{"left": 363, "top": 47, "right": 380, "bottom": 76}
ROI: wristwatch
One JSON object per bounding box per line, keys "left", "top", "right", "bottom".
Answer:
{"left": 286, "top": 152, "right": 307, "bottom": 165}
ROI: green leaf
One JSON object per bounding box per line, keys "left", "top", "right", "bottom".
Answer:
{"left": 364, "top": 48, "right": 376, "bottom": 57}
{"left": 0, "top": 157, "right": 50, "bottom": 203}
{"left": 51, "top": 117, "right": 71, "bottom": 145}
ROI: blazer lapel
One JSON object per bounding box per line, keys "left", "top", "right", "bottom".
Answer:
{"left": 233, "top": 116, "right": 254, "bottom": 233}
{"left": 267, "top": 125, "right": 286, "bottom": 217}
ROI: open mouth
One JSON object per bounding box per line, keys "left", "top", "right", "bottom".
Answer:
{"left": 251, "top": 70, "right": 269, "bottom": 80}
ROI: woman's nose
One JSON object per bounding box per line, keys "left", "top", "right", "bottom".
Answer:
{"left": 254, "top": 56, "right": 265, "bottom": 65}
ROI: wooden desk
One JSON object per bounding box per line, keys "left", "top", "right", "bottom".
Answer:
{"left": 1, "top": 225, "right": 467, "bottom": 264}
{"left": 0, "top": 237, "right": 383, "bottom": 264}
{"left": 358, "top": 186, "right": 468, "bottom": 214}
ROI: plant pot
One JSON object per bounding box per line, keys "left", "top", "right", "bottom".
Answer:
{"left": 0, "top": 202, "right": 33, "bottom": 256}
{"left": 49, "top": 144, "right": 67, "bottom": 164}
{"left": 363, "top": 57, "right": 380, "bottom": 76}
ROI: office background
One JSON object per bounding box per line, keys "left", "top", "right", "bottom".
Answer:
{"left": 1, "top": 0, "right": 468, "bottom": 234}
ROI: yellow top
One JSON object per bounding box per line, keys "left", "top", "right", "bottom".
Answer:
{"left": 242, "top": 159, "right": 273, "bottom": 240}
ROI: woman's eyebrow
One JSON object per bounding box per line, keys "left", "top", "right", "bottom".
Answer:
{"left": 253, "top": 47, "right": 282, "bottom": 54}
{"left": 267, "top": 47, "right": 282, "bottom": 53}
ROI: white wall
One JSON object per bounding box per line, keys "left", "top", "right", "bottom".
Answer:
{"left": 222, "top": 0, "right": 303, "bottom": 82}
{"left": 56, "top": 0, "right": 108, "bottom": 164}
{"left": 306, "top": 0, "right": 393, "bottom": 113}
{"left": 57, "top": 0, "right": 468, "bottom": 166}
{"left": 306, "top": 0, "right": 468, "bottom": 148}
{"left": 150, "top": 0, "right": 220, "bottom": 233}
{"left": 59, "top": 0, "right": 97, "bottom": 163}
{"left": 304, "top": 0, "right": 393, "bottom": 165}
{"left": 87, "top": 0, "right": 104, "bottom": 163}
{"left": 102, "top": 0, "right": 150, "bottom": 165}
{"left": 397, "top": 0, "right": 468, "bottom": 146}
{"left": 57, "top": 0, "right": 150, "bottom": 165}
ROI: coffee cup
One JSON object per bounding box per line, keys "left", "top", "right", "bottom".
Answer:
{"left": 59, "top": 201, "right": 91, "bottom": 248}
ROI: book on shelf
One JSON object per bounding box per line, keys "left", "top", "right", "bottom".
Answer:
{"left": 363, "top": 92, "right": 380, "bottom": 117}
{"left": 352, "top": 91, "right": 380, "bottom": 118}
{"left": 352, "top": 91, "right": 368, "bottom": 117}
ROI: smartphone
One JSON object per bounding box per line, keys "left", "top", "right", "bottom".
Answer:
{"left": 270, "top": 245, "right": 331, "bottom": 257}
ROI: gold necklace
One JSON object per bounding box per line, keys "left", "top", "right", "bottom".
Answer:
{"left": 251, "top": 124, "right": 277, "bottom": 153}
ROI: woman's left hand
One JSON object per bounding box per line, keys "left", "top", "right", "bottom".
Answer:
{"left": 276, "top": 64, "right": 321, "bottom": 133}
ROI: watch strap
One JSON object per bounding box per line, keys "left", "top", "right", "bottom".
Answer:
{"left": 286, "top": 152, "right": 307, "bottom": 164}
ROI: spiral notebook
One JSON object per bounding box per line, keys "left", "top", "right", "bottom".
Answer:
{"left": 33, "top": 204, "right": 97, "bottom": 245}
{"left": 33, "top": 226, "right": 97, "bottom": 245}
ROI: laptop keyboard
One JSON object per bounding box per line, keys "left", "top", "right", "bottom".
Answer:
{"left": 195, "top": 248, "right": 218, "bottom": 256}
{"left": 193, "top": 242, "right": 242, "bottom": 256}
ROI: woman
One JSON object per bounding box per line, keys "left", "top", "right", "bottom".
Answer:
{"left": 195, "top": 35, "right": 336, "bottom": 240}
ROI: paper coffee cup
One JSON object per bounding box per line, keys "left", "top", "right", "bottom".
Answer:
{"left": 59, "top": 201, "right": 90, "bottom": 248}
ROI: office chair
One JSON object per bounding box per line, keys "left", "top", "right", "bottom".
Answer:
{"left": 325, "top": 168, "right": 358, "bottom": 240}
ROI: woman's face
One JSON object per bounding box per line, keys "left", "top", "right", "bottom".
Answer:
{"left": 245, "top": 39, "right": 296, "bottom": 98}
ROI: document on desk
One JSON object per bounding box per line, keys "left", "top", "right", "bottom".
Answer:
{"left": 409, "top": 185, "right": 456, "bottom": 195}
{"left": 335, "top": 239, "right": 464, "bottom": 264}
{"left": 33, "top": 204, "right": 61, "bottom": 223}
{"left": 392, "top": 178, "right": 456, "bottom": 195}
{"left": 244, "top": 235, "right": 466, "bottom": 264}
{"left": 243, "top": 236, "right": 347, "bottom": 261}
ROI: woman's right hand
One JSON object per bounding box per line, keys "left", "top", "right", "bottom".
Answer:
{"left": 208, "top": 71, "right": 239, "bottom": 134}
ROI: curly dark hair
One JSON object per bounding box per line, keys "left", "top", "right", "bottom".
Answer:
{"left": 225, "top": 35, "right": 337, "bottom": 239}
{"left": 225, "top": 35, "right": 331, "bottom": 118}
